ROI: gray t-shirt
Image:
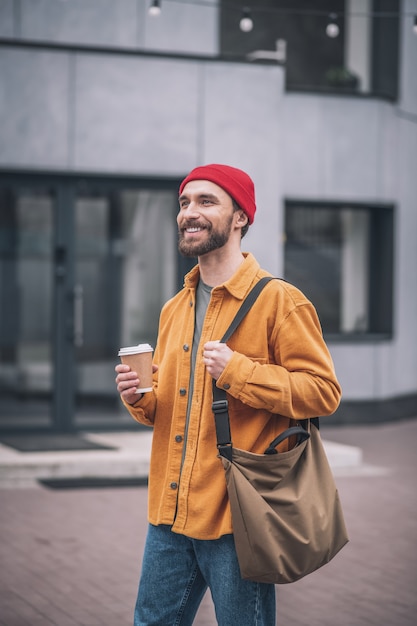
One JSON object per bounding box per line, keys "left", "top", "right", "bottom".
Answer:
{"left": 182, "top": 279, "right": 212, "bottom": 467}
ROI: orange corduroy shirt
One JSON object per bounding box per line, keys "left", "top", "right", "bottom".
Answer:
{"left": 123, "top": 253, "right": 342, "bottom": 540}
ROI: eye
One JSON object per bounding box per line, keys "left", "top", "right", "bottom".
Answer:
{"left": 201, "top": 196, "right": 217, "bottom": 206}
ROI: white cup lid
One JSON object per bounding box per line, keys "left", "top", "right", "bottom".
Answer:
{"left": 118, "top": 343, "right": 153, "bottom": 356}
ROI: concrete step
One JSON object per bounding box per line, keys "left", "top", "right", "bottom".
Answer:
{"left": 0, "top": 431, "right": 365, "bottom": 488}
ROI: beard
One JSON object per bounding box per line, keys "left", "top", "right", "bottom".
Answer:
{"left": 178, "top": 214, "right": 234, "bottom": 258}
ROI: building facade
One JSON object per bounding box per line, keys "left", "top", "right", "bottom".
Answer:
{"left": 0, "top": 0, "right": 416, "bottom": 431}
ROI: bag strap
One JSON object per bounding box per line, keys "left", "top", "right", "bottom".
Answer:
{"left": 212, "top": 277, "right": 275, "bottom": 460}
{"left": 211, "top": 277, "right": 320, "bottom": 460}
{"left": 219, "top": 277, "right": 276, "bottom": 343}
{"left": 263, "top": 425, "right": 310, "bottom": 454}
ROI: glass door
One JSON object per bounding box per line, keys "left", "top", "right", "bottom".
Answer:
{"left": 73, "top": 187, "right": 178, "bottom": 427}
{"left": 0, "top": 186, "right": 54, "bottom": 428}
{"left": 0, "top": 174, "right": 181, "bottom": 432}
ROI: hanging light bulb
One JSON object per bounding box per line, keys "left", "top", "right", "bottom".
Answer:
{"left": 326, "top": 13, "right": 340, "bottom": 38}
{"left": 239, "top": 8, "right": 253, "bottom": 33}
{"left": 413, "top": 15, "right": 417, "bottom": 34}
{"left": 148, "top": 0, "right": 161, "bottom": 17}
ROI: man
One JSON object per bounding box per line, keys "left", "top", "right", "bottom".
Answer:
{"left": 115, "top": 164, "right": 342, "bottom": 625}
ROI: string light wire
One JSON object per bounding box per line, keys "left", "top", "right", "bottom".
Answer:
{"left": 148, "top": 1, "right": 417, "bottom": 36}
{"left": 148, "top": 0, "right": 416, "bottom": 20}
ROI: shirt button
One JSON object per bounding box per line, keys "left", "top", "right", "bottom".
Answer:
{"left": 170, "top": 482, "right": 178, "bottom": 490}
{"left": 183, "top": 344, "right": 189, "bottom": 352}
{"left": 175, "top": 435, "right": 183, "bottom": 443}
{"left": 223, "top": 383, "right": 231, "bottom": 390}
{"left": 179, "top": 388, "right": 187, "bottom": 396}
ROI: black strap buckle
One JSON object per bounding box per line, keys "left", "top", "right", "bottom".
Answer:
{"left": 211, "top": 399, "right": 229, "bottom": 414}
{"left": 211, "top": 399, "right": 232, "bottom": 450}
{"left": 217, "top": 444, "right": 233, "bottom": 462}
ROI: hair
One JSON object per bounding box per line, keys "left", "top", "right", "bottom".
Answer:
{"left": 232, "top": 199, "right": 250, "bottom": 238}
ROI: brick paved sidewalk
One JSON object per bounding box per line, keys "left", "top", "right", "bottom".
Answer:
{"left": 0, "top": 418, "right": 416, "bottom": 625}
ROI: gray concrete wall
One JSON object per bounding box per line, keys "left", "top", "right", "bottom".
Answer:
{"left": 0, "top": 0, "right": 217, "bottom": 55}
{"left": 281, "top": 93, "right": 417, "bottom": 400}
{"left": 278, "top": 1, "right": 417, "bottom": 402}
{"left": 1, "top": 0, "right": 416, "bottom": 405}
{"left": 0, "top": 40, "right": 284, "bottom": 272}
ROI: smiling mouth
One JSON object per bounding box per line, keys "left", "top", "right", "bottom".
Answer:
{"left": 186, "top": 227, "right": 203, "bottom": 233}
{"left": 180, "top": 222, "right": 208, "bottom": 234}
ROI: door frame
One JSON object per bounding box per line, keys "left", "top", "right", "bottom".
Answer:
{"left": 0, "top": 169, "right": 185, "bottom": 433}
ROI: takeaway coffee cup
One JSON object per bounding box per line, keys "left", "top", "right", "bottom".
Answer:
{"left": 118, "top": 343, "right": 153, "bottom": 393}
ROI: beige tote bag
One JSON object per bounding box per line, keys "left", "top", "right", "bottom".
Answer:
{"left": 212, "top": 277, "right": 348, "bottom": 584}
{"left": 218, "top": 421, "right": 349, "bottom": 583}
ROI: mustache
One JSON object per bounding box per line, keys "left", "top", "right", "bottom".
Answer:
{"left": 178, "top": 220, "right": 209, "bottom": 231}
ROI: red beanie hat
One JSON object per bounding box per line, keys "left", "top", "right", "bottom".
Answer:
{"left": 179, "top": 164, "right": 256, "bottom": 225}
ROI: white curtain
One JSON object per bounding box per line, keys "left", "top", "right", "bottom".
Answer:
{"left": 121, "top": 190, "right": 177, "bottom": 347}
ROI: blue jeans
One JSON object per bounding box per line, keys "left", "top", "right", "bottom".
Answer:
{"left": 134, "top": 524, "right": 276, "bottom": 625}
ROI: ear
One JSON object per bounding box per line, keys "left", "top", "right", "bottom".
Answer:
{"left": 235, "top": 210, "right": 248, "bottom": 227}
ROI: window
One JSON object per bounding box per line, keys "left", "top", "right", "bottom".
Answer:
{"left": 284, "top": 201, "right": 393, "bottom": 337}
{"left": 220, "top": 0, "right": 400, "bottom": 100}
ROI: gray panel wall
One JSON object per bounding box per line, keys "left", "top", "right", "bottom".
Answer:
{"left": 0, "top": 0, "right": 14, "bottom": 37}
{"left": 0, "top": 47, "right": 70, "bottom": 167}
{"left": 1, "top": 0, "right": 416, "bottom": 404}
{"left": 282, "top": 92, "right": 417, "bottom": 400}
{"left": 73, "top": 54, "right": 201, "bottom": 173}
{"left": 282, "top": 95, "right": 396, "bottom": 200}
{"left": 1, "top": 0, "right": 217, "bottom": 55}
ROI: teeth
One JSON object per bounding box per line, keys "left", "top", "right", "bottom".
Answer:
{"left": 186, "top": 227, "right": 202, "bottom": 232}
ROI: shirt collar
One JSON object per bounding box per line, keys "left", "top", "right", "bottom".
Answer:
{"left": 184, "top": 253, "right": 262, "bottom": 300}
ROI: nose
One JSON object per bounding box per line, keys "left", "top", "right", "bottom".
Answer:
{"left": 185, "top": 200, "right": 199, "bottom": 213}
{"left": 178, "top": 200, "right": 199, "bottom": 221}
